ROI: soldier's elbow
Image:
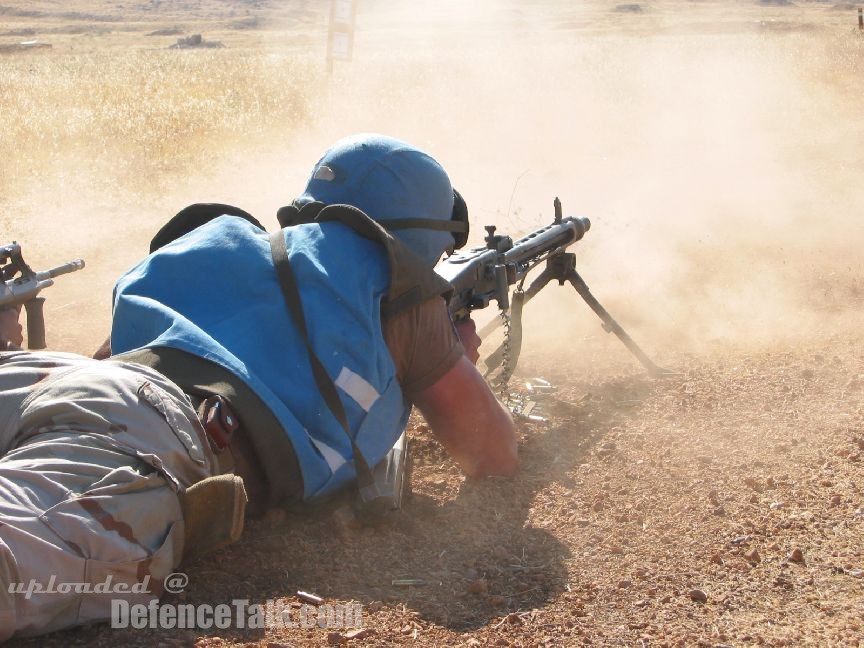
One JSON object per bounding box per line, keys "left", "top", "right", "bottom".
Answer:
{"left": 466, "top": 441, "right": 519, "bottom": 479}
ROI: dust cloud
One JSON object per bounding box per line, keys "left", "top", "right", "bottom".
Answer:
{"left": 1, "top": 0, "right": 862, "bottom": 362}
{"left": 284, "top": 0, "right": 864, "bottom": 367}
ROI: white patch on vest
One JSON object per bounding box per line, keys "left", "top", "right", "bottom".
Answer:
{"left": 335, "top": 366, "right": 380, "bottom": 412}
{"left": 313, "top": 165, "right": 336, "bottom": 181}
{"left": 310, "top": 437, "right": 347, "bottom": 474}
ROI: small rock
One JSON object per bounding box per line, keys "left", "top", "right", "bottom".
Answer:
{"left": 689, "top": 589, "right": 708, "bottom": 603}
{"left": 749, "top": 494, "right": 760, "bottom": 504}
{"left": 609, "top": 545, "right": 624, "bottom": 555}
{"left": 264, "top": 507, "right": 287, "bottom": 525}
{"left": 773, "top": 575, "right": 793, "bottom": 589}
{"left": 327, "top": 632, "right": 342, "bottom": 645}
{"left": 789, "top": 548, "right": 805, "bottom": 563}
{"left": 770, "top": 501, "right": 785, "bottom": 510}
{"left": 342, "top": 629, "right": 373, "bottom": 640}
{"left": 332, "top": 505, "right": 361, "bottom": 535}
{"left": 710, "top": 553, "right": 724, "bottom": 565}
{"left": 467, "top": 579, "right": 488, "bottom": 595}
{"left": 731, "top": 559, "right": 752, "bottom": 572}
{"left": 506, "top": 612, "right": 523, "bottom": 625}
{"left": 829, "top": 494, "right": 841, "bottom": 506}
{"left": 712, "top": 506, "right": 726, "bottom": 516}
{"left": 745, "top": 548, "right": 761, "bottom": 564}
{"left": 744, "top": 477, "right": 763, "bottom": 492}
{"left": 617, "top": 579, "right": 632, "bottom": 589}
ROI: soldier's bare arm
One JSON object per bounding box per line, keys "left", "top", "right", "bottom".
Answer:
{"left": 412, "top": 356, "right": 518, "bottom": 478}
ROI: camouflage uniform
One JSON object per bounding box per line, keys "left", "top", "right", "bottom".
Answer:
{"left": 0, "top": 351, "right": 216, "bottom": 640}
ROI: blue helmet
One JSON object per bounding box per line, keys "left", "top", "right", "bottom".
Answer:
{"left": 295, "top": 133, "right": 467, "bottom": 266}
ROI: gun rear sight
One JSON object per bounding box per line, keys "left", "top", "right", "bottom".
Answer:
{"left": 484, "top": 225, "right": 513, "bottom": 253}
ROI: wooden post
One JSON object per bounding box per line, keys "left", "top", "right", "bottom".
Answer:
{"left": 327, "top": 0, "right": 358, "bottom": 75}
{"left": 858, "top": 8, "right": 863, "bottom": 30}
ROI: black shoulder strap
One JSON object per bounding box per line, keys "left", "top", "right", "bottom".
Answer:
{"left": 274, "top": 203, "right": 454, "bottom": 316}
{"left": 268, "top": 230, "right": 376, "bottom": 492}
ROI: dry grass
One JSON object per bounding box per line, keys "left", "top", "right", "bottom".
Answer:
{"left": 0, "top": 50, "right": 319, "bottom": 199}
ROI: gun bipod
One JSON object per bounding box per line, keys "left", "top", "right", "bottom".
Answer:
{"left": 484, "top": 252, "right": 673, "bottom": 379}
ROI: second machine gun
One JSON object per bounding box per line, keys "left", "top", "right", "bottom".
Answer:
{"left": 0, "top": 242, "right": 85, "bottom": 349}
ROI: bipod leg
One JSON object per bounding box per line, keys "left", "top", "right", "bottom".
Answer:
{"left": 565, "top": 267, "right": 672, "bottom": 378}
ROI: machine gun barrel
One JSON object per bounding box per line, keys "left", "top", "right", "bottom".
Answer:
{"left": 41, "top": 259, "right": 85, "bottom": 281}
{"left": 504, "top": 216, "right": 590, "bottom": 266}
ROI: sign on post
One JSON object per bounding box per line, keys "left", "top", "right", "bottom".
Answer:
{"left": 328, "top": 0, "right": 357, "bottom": 73}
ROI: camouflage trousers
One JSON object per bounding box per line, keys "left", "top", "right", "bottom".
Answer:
{"left": 0, "top": 351, "right": 217, "bottom": 640}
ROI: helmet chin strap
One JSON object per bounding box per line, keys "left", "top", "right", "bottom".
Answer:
{"left": 284, "top": 188, "right": 470, "bottom": 253}
{"left": 377, "top": 219, "right": 468, "bottom": 234}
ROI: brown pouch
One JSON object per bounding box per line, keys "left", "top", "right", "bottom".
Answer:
{"left": 180, "top": 474, "right": 247, "bottom": 560}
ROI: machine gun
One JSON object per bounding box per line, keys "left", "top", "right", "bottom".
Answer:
{"left": 361, "top": 198, "right": 666, "bottom": 523}
{"left": 437, "top": 197, "right": 667, "bottom": 382}
{"left": 0, "top": 242, "right": 85, "bottom": 349}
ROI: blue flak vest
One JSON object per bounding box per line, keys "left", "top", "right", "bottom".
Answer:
{"left": 111, "top": 216, "right": 411, "bottom": 500}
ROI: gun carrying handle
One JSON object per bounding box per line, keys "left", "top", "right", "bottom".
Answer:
{"left": 23, "top": 297, "right": 46, "bottom": 349}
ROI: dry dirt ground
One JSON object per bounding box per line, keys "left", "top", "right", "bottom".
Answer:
{"left": 2, "top": 0, "right": 864, "bottom": 646}
{"left": 10, "top": 336, "right": 864, "bottom": 648}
